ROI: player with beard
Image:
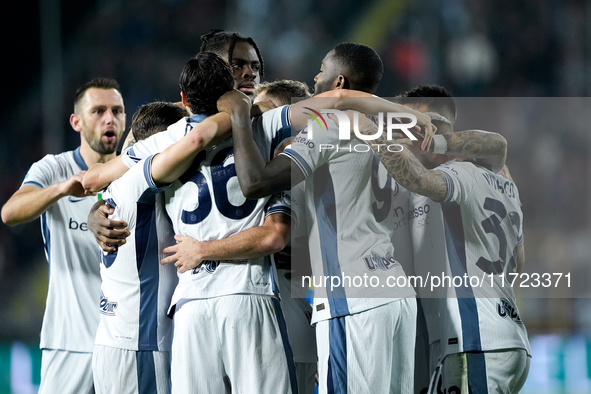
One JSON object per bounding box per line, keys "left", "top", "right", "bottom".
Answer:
{"left": 1, "top": 78, "right": 126, "bottom": 394}
{"left": 85, "top": 50, "right": 296, "bottom": 393}
{"left": 91, "top": 101, "right": 188, "bottom": 394}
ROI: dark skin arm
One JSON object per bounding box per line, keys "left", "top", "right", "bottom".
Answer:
{"left": 87, "top": 199, "right": 129, "bottom": 253}
{"left": 217, "top": 90, "right": 305, "bottom": 199}
{"left": 223, "top": 87, "right": 437, "bottom": 198}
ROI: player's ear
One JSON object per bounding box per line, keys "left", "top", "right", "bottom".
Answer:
{"left": 334, "top": 75, "right": 350, "bottom": 90}
{"left": 70, "top": 113, "right": 82, "bottom": 132}
{"left": 180, "top": 91, "right": 191, "bottom": 111}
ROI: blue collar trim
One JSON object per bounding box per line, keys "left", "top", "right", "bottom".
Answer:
{"left": 73, "top": 147, "right": 88, "bottom": 170}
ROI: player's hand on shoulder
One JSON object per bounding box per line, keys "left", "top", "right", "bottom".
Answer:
{"left": 217, "top": 89, "right": 251, "bottom": 115}
{"left": 87, "top": 200, "right": 129, "bottom": 253}
{"left": 161, "top": 235, "right": 205, "bottom": 273}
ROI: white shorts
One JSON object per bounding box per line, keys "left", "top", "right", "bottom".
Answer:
{"left": 316, "top": 298, "right": 417, "bottom": 394}
{"left": 92, "top": 345, "right": 170, "bottom": 394}
{"left": 428, "top": 349, "right": 531, "bottom": 394}
{"left": 171, "top": 295, "right": 296, "bottom": 394}
{"left": 38, "top": 349, "right": 94, "bottom": 394}
{"left": 277, "top": 269, "right": 317, "bottom": 364}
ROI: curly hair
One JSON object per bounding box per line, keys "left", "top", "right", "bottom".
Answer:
{"left": 200, "top": 29, "right": 265, "bottom": 77}
{"left": 178, "top": 52, "right": 234, "bottom": 116}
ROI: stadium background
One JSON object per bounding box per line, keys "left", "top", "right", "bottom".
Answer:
{"left": 0, "top": 0, "right": 589, "bottom": 392}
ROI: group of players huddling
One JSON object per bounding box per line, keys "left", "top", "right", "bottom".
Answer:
{"left": 1, "top": 29, "right": 530, "bottom": 394}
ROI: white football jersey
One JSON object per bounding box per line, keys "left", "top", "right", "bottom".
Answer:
{"left": 410, "top": 159, "right": 531, "bottom": 360}
{"left": 21, "top": 147, "right": 101, "bottom": 352}
{"left": 95, "top": 156, "right": 177, "bottom": 351}
{"left": 372, "top": 163, "right": 415, "bottom": 277}
{"left": 281, "top": 120, "right": 415, "bottom": 324}
{"left": 120, "top": 109, "right": 293, "bottom": 308}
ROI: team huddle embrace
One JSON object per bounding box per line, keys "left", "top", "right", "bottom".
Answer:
{"left": 1, "top": 29, "right": 530, "bottom": 394}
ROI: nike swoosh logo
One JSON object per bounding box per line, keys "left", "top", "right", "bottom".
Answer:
{"left": 68, "top": 197, "right": 86, "bottom": 203}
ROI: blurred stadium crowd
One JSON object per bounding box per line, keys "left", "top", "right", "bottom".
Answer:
{"left": 0, "top": 0, "right": 589, "bottom": 343}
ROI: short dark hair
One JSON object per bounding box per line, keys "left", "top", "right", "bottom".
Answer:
{"left": 200, "top": 29, "right": 265, "bottom": 77}
{"left": 397, "top": 84, "right": 457, "bottom": 121}
{"left": 332, "top": 43, "right": 383, "bottom": 94}
{"left": 255, "top": 80, "right": 312, "bottom": 106}
{"left": 131, "top": 102, "right": 188, "bottom": 141}
{"left": 74, "top": 77, "right": 121, "bottom": 111}
{"left": 179, "top": 52, "right": 234, "bottom": 116}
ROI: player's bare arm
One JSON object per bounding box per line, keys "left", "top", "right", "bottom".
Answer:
{"left": 161, "top": 212, "right": 291, "bottom": 273}
{"left": 368, "top": 127, "right": 505, "bottom": 202}
{"left": 150, "top": 91, "right": 262, "bottom": 184}
{"left": 289, "top": 90, "right": 436, "bottom": 150}
{"left": 2, "top": 171, "right": 87, "bottom": 226}
{"left": 82, "top": 112, "right": 235, "bottom": 193}
{"left": 442, "top": 129, "right": 507, "bottom": 173}
{"left": 87, "top": 199, "right": 129, "bottom": 253}
{"left": 220, "top": 89, "right": 305, "bottom": 199}
{"left": 83, "top": 156, "right": 130, "bottom": 194}
{"left": 377, "top": 143, "right": 449, "bottom": 202}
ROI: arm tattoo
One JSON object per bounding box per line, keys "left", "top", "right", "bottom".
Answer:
{"left": 443, "top": 130, "right": 507, "bottom": 172}
{"left": 371, "top": 140, "right": 448, "bottom": 202}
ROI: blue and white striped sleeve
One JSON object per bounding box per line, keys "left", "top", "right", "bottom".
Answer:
{"left": 265, "top": 190, "right": 296, "bottom": 227}
{"left": 278, "top": 119, "right": 339, "bottom": 179}
{"left": 433, "top": 161, "right": 475, "bottom": 204}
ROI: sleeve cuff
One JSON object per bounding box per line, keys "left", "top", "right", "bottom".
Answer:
{"left": 279, "top": 147, "right": 313, "bottom": 179}
{"left": 265, "top": 205, "right": 297, "bottom": 228}
{"left": 22, "top": 181, "right": 44, "bottom": 189}
{"left": 434, "top": 169, "right": 455, "bottom": 202}
{"left": 144, "top": 155, "right": 172, "bottom": 192}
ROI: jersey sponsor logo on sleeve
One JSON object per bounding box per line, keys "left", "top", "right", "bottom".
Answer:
{"left": 272, "top": 191, "right": 291, "bottom": 202}
{"left": 293, "top": 134, "right": 315, "bottom": 149}
{"left": 99, "top": 291, "right": 118, "bottom": 316}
